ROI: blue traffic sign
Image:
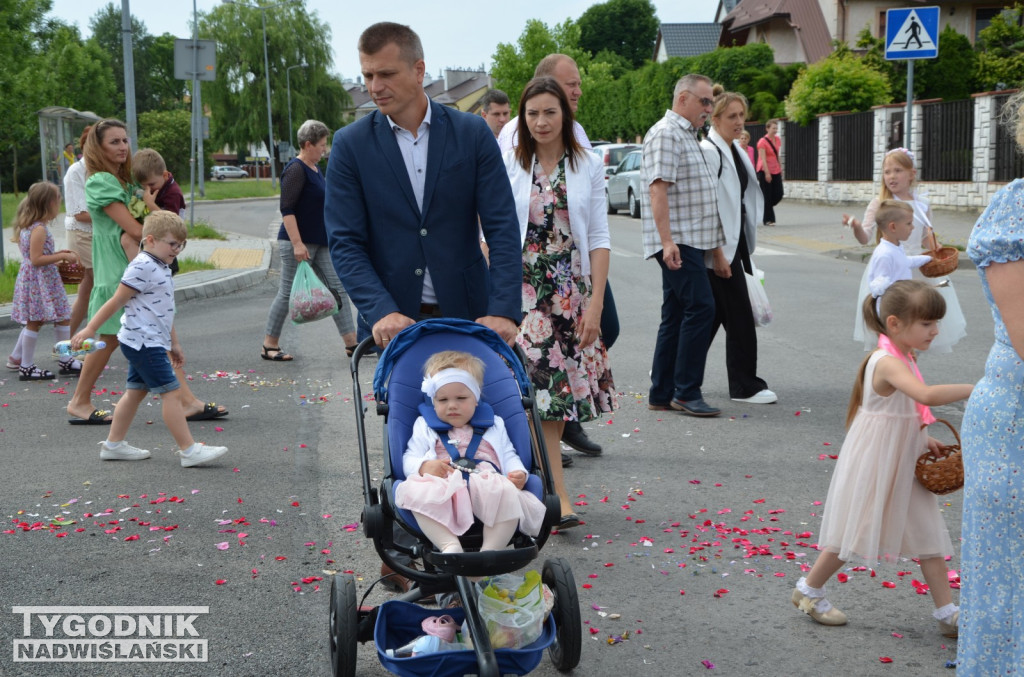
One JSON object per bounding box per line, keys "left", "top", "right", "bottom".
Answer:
{"left": 885, "top": 7, "right": 940, "bottom": 60}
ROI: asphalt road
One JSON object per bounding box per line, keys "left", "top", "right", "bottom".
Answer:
{"left": 0, "top": 201, "right": 992, "bottom": 676}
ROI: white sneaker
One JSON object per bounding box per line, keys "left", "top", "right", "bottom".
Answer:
{"left": 731, "top": 389, "right": 778, "bottom": 405}
{"left": 100, "top": 440, "right": 151, "bottom": 461}
{"left": 179, "top": 443, "right": 228, "bottom": 468}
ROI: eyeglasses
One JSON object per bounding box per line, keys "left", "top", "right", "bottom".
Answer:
{"left": 161, "top": 239, "right": 187, "bottom": 252}
{"left": 687, "top": 91, "right": 714, "bottom": 108}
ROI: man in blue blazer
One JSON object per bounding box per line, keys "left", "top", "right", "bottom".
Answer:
{"left": 325, "top": 22, "right": 521, "bottom": 350}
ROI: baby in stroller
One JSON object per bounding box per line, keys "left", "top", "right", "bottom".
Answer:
{"left": 396, "top": 349, "right": 547, "bottom": 554}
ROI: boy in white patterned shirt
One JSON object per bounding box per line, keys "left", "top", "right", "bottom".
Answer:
{"left": 72, "top": 212, "right": 227, "bottom": 467}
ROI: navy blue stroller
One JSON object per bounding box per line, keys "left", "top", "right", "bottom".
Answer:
{"left": 329, "top": 319, "right": 582, "bottom": 677}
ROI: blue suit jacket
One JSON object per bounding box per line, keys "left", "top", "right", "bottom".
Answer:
{"left": 324, "top": 99, "right": 522, "bottom": 327}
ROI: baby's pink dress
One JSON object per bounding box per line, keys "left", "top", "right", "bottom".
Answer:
{"left": 396, "top": 424, "right": 546, "bottom": 537}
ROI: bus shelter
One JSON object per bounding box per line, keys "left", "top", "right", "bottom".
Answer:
{"left": 38, "top": 106, "right": 101, "bottom": 187}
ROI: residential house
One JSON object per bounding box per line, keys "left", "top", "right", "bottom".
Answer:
{"left": 716, "top": 0, "right": 1013, "bottom": 66}
{"left": 652, "top": 23, "right": 723, "bottom": 61}
{"left": 342, "top": 68, "right": 491, "bottom": 120}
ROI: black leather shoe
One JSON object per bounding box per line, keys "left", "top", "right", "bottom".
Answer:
{"left": 561, "top": 452, "right": 573, "bottom": 468}
{"left": 670, "top": 397, "right": 721, "bottom": 417}
{"left": 562, "top": 421, "right": 602, "bottom": 456}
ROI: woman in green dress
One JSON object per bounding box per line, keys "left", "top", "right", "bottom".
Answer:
{"left": 66, "top": 119, "right": 226, "bottom": 425}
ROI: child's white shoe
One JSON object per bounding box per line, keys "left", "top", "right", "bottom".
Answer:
{"left": 100, "top": 440, "right": 151, "bottom": 461}
{"left": 934, "top": 604, "right": 959, "bottom": 638}
{"left": 791, "top": 578, "right": 847, "bottom": 626}
{"left": 179, "top": 443, "right": 227, "bottom": 468}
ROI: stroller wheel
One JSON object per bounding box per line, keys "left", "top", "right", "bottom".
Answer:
{"left": 329, "top": 573, "right": 358, "bottom": 677}
{"left": 543, "top": 557, "right": 582, "bottom": 671}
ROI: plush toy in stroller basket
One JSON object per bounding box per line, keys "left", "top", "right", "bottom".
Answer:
{"left": 328, "top": 319, "right": 582, "bottom": 677}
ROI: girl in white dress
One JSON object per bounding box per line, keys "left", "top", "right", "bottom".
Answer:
{"left": 395, "top": 351, "right": 546, "bottom": 553}
{"left": 842, "top": 148, "right": 967, "bottom": 352}
{"left": 791, "top": 280, "right": 973, "bottom": 636}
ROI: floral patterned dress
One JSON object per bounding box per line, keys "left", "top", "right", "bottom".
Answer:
{"left": 517, "top": 157, "right": 616, "bottom": 422}
{"left": 11, "top": 222, "right": 71, "bottom": 324}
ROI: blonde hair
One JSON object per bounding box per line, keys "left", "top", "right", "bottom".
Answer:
{"left": 846, "top": 280, "right": 946, "bottom": 427}
{"left": 132, "top": 148, "right": 167, "bottom": 184}
{"left": 710, "top": 83, "right": 748, "bottom": 121}
{"left": 12, "top": 182, "right": 61, "bottom": 240}
{"left": 874, "top": 199, "right": 913, "bottom": 236}
{"left": 83, "top": 119, "right": 133, "bottom": 186}
{"left": 142, "top": 211, "right": 186, "bottom": 241}
{"left": 1000, "top": 89, "right": 1024, "bottom": 148}
{"left": 423, "top": 350, "right": 485, "bottom": 386}
{"left": 879, "top": 149, "right": 916, "bottom": 203}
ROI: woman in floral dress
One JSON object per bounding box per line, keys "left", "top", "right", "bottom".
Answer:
{"left": 504, "top": 77, "right": 617, "bottom": 528}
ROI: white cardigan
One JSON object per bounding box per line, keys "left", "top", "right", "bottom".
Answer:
{"left": 503, "top": 149, "right": 610, "bottom": 276}
{"left": 700, "top": 128, "right": 763, "bottom": 268}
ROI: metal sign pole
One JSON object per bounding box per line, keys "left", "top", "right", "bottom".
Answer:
{"left": 905, "top": 60, "right": 914, "bottom": 150}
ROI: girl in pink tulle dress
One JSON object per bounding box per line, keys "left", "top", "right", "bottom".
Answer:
{"left": 791, "top": 280, "right": 973, "bottom": 637}
{"left": 395, "top": 350, "right": 547, "bottom": 553}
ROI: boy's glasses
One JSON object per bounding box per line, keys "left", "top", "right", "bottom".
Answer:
{"left": 161, "top": 239, "right": 186, "bottom": 252}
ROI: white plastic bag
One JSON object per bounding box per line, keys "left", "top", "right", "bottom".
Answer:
{"left": 745, "top": 267, "right": 773, "bottom": 327}
{"left": 476, "top": 572, "right": 547, "bottom": 649}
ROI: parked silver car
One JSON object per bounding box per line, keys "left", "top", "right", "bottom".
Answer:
{"left": 606, "top": 150, "right": 643, "bottom": 218}
{"left": 210, "top": 165, "right": 249, "bottom": 180}
{"left": 592, "top": 143, "right": 639, "bottom": 176}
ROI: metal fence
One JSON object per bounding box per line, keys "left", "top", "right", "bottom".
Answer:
{"left": 832, "top": 111, "right": 874, "bottom": 180}
{"left": 920, "top": 99, "right": 974, "bottom": 181}
{"left": 993, "top": 94, "right": 1024, "bottom": 182}
{"left": 783, "top": 118, "right": 819, "bottom": 180}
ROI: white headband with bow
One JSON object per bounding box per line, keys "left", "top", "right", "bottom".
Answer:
{"left": 421, "top": 368, "right": 481, "bottom": 401}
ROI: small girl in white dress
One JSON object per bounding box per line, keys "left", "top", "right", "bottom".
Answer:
{"left": 395, "top": 350, "right": 546, "bottom": 553}
{"left": 842, "top": 148, "right": 967, "bottom": 352}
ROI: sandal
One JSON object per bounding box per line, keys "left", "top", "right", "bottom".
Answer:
{"left": 58, "top": 358, "right": 82, "bottom": 376}
{"left": 19, "top": 365, "right": 55, "bottom": 381}
{"left": 345, "top": 344, "right": 357, "bottom": 358}
{"left": 260, "top": 345, "right": 293, "bottom": 361}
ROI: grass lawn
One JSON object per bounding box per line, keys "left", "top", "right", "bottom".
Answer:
{"left": 0, "top": 256, "right": 216, "bottom": 305}
{"left": 192, "top": 179, "right": 279, "bottom": 201}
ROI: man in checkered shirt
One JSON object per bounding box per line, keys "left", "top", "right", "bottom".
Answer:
{"left": 641, "top": 73, "right": 725, "bottom": 418}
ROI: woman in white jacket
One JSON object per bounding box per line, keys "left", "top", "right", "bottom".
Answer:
{"left": 504, "top": 76, "right": 617, "bottom": 529}
{"left": 700, "top": 87, "right": 776, "bottom": 405}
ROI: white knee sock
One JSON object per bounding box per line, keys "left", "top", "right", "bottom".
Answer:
{"left": 414, "top": 514, "right": 464, "bottom": 553}
{"left": 481, "top": 519, "right": 518, "bottom": 551}
{"left": 9, "top": 331, "right": 24, "bottom": 362}
{"left": 20, "top": 329, "right": 39, "bottom": 368}
{"left": 55, "top": 325, "right": 70, "bottom": 343}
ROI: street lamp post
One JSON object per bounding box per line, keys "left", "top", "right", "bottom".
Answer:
{"left": 227, "top": 0, "right": 296, "bottom": 188}
{"left": 286, "top": 63, "right": 307, "bottom": 154}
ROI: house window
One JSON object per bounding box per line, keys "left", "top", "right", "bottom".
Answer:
{"left": 976, "top": 6, "right": 1023, "bottom": 42}
{"left": 878, "top": 11, "right": 887, "bottom": 41}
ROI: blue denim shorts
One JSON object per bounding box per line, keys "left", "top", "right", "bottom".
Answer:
{"left": 121, "top": 343, "right": 179, "bottom": 394}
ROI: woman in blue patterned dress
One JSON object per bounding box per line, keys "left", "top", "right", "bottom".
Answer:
{"left": 503, "top": 77, "right": 617, "bottom": 529}
{"left": 957, "top": 90, "right": 1024, "bottom": 674}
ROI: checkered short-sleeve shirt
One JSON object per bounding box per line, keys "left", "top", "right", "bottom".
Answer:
{"left": 640, "top": 110, "right": 723, "bottom": 259}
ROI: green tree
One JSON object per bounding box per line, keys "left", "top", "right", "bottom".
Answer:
{"left": 975, "top": 5, "right": 1024, "bottom": 90}
{"left": 138, "top": 109, "right": 211, "bottom": 180}
{"left": 34, "top": 24, "right": 117, "bottom": 116}
{"left": 786, "top": 50, "right": 891, "bottom": 125}
{"left": 197, "top": 1, "right": 350, "bottom": 157}
{"left": 576, "top": 0, "right": 659, "bottom": 69}
{"left": 492, "top": 18, "right": 586, "bottom": 109}
{"left": 0, "top": 0, "right": 53, "bottom": 191}
{"left": 916, "top": 25, "right": 977, "bottom": 100}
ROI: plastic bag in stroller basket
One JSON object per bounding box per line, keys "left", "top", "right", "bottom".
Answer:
{"left": 477, "top": 571, "right": 553, "bottom": 649}
{"left": 289, "top": 260, "right": 338, "bottom": 324}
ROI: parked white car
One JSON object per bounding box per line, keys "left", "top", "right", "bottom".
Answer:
{"left": 606, "top": 150, "right": 643, "bottom": 218}
{"left": 210, "top": 165, "right": 249, "bottom": 180}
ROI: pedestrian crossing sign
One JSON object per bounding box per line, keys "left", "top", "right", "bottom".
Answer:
{"left": 885, "top": 7, "right": 940, "bottom": 60}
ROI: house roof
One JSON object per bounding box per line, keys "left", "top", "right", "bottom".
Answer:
{"left": 433, "top": 75, "right": 489, "bottom": 106}
{"left": 720, "top": 0, "right": 833, "bottom": 63}
{"left": 655, "top": 23, "right": 723, "bottom": 59}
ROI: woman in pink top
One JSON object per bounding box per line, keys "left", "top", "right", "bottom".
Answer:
{"left": 756, "top": 120, "right": 784, "bottom": 225}
{"left": 739, "top": 130, "right": 755, "bottom": 166}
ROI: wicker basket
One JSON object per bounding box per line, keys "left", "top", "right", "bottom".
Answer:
{"left": 56, "top": 250, "right": 85, "bottom": 285}
{"left": 920, "top": 246, "right": 959, "bottom": 278}
{"left": 915, "top": 418, "right": 964, "bottom": 495}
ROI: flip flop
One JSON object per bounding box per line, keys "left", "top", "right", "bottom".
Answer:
{"left": 186, "top": 402, "right": 228, "bottom": 422}
{"left": 68, "top": 409, "right": 113, "bottom": 425}
{"left": 557, "top": 513, "right": 581, "bottom": 530}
